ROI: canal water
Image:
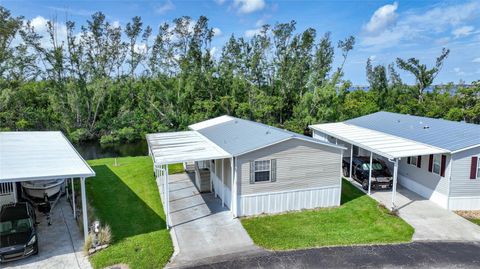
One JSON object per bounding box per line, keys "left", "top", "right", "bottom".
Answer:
{"left": 74, "top": 140, "right": 148, "bottom": 160}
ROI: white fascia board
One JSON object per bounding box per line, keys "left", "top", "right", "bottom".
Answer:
{"left": 451, "top": 144, "right": 480, "bottom": 154}
{"left": 1, "top": 173, "right": 96, "bottom": 183}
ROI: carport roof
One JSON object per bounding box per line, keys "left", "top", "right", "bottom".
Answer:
{"left": 0, "top": 131, "right": 95, "bottom": 182}
{"left": 146, "top": 131, "right": 232, "bottom": 165}
{"left": 309, "top": 122, "right": 449, "bottom": 159}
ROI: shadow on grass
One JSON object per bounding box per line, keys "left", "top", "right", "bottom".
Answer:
{"left": 340, "top": 179, "right": 366, "bottom": 205}
{"left": 86, "top": 165, "right": 166, "bottom": 241}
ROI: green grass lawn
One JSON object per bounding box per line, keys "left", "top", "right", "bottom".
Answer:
{"left": 86, "top": 156, "right": 182, "bottom": 269}
{"left": 241, "top": 179, "right": 414, "bottom": 250}
{"left": 470, "top": 219, "right": 480, "bottom": 225}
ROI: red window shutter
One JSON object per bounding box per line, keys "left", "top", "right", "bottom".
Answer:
{"left": 428, "top": 155, "right": 433, "bottom": 172}
{"left": 440, "top": 155, "right": 447, "bottom": 177}
{"left": 407, "top": 157, "right": 411, "bottom": 164}
{"left": 417, "top": 155, "right": 422, "bottom": 168}
{"left": 471, "top": 157, "right": 478, "bottom": 179}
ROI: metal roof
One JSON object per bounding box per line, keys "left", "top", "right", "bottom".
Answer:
{"left": 309, "top": 122, "right": 449, "bottom": 159}
{"left": 0, "top": 132, "right": 95, "bottom": 182}
{"left": 346, "top": 111, "right": 480, "bottom": 152}
{"left": 146, "top": 131, "right": 232, "bottom": 165}
{"left": 189, "top": 115, "right": 344, "bottom": 156}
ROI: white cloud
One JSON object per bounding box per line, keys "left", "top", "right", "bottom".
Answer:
{"left": 363, "top": 2, "right": 398, "bottom": 34}
{"left": 155, "top": 0, "right": 175, "bottom": 14}
{"left": 255, "top": 19, "right": 266, "bottom": 27}
{"left": 473, "top": 57, "right": 480, "bottom": 63}
{"left": 112, "top": 20, "right": 121, "bottom": 28}
{"left": 234, "top": 0, "right": 265, "bottom": 14}
{"left": 244, "top": 28, "right": 262, "bottom": 38}
{"left": 213, "top": 27, "right": 222, "bottom": 37}
{"left": 210, "top": 47, "right": 218, "bottom": 56}
{"left": 29, "top": 16, "right": 68, "bottom": 48}
{"left": 454, "top": 67, "right": 466, "bottom": 76}
{"left": 361, "top": 1, "right": 480, "bottom": 50}
{"left": 452, "top": 25, "right": 474, "bottom": 38}
{"left": 214, "top": 0, "right": 226, "bottom": 5}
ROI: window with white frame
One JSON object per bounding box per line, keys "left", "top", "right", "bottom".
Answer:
{"left": 254, "top": 160, "right": 271, "bottom": 182}
{"left": 477, "top": 157, "right": 480, "bottom": 179}
{"left": 433, "top": 154, "right": 441, "bottom": 175}
{"left": 410, "top": 156, "right": 418, "bottom": 167}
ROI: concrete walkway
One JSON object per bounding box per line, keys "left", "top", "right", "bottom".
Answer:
{"left": 371, "top": 185, "right": 480, "bottom": 241}
{"left": 163, "top": 173, "right": 261, "bottom": 268}
{"left": 5, "top": 198, "right": 91, "bottom": 269}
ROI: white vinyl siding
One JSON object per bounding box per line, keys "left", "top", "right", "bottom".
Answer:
{"left": 237, "top": 138, "right": 342, "bottom": 196}
{"left": 450, "top": 147, "right": 480, "bottom": 197}
{"left": 398, "top": 155, "right": 449, "bottom": 195}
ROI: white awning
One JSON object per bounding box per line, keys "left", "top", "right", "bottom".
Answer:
{"left": 146, "top": 131, "right": 232, "bottom": 165}
{"left": 310, "top": 122, "right": 449, "bottom": 159}
{"left": 0, "top": 131, "right": 95, "bottom": 182}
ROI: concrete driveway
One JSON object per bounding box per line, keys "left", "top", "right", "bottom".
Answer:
{"left": 4, "top": 198, "right": 91, "bottom": 269}
{"left": 162, "top": 173, "right": 262, "bottom": 268}
{"left": 371, "top": 185, "right": 480, "bottom": 241}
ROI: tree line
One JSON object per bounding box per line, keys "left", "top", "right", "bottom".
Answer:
{"left": 0, "top": 7, "right": 478, "bottom": 144}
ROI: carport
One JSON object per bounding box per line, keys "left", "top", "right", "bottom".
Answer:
{"left": 146, "top": 131, "right": 232, "bottom": 228}
{"left": 0, "top": 131, "right": 95, "bottom": 240}
{"left": 310, "top": 122, "right": 448, "bottom": 210}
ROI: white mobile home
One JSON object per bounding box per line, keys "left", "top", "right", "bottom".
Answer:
{"left": 147, "top": 116, "right": 344, "bottom": 225}
{"left": 310, "top": 111, "right": 480, "bottom": 211}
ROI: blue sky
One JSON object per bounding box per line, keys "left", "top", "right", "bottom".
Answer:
{"left": 1, "top": 0, "right": 480, "bottom": 85}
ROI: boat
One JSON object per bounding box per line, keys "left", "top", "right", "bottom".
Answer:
{"left": 21, "top": 179, "right": 65, "bottom": 199}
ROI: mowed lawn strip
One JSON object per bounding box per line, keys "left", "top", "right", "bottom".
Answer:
{"left": 241, "top": 179, "right": 414, "bottom": 250}
{"left": 86, "top": 156, "right": 182, "bottom": 269}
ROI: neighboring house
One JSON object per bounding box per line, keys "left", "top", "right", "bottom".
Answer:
{"left": 310, "top": 111, "right": 480, "bottom": 210}
{"left": 147, "top": 116, "right": 344, "bottom": 221}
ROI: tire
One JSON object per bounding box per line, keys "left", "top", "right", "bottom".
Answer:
{"left": 362, "top": 179, "right": 369, "bottom": 190}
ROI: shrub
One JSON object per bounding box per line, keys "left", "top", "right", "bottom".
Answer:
{"left": 69, "top": 128, "right": 91, "bottom": 143}
{"left": 117, "top": 127, "right": 137, "bottom": 142}
{"left": 100, "top": 134, "right": 118, "bottom": 144}
{"left": 98, "top": 224, "right": 112, "bottom": 245}
{"left": 83, "top": 233, "right": 93, "bottom": 255}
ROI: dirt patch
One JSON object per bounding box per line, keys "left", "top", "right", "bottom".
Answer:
{"left": 455, "top": 210, "right": 480, "bottom": 220}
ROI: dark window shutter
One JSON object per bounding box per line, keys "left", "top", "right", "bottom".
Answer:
{"left": 440, "top": 155, "right": 447, "bottom": 177}
{"left": 471, "top": 157, "right": 478, "bottom": 179}
{"left": 428, "top": 155, "right": 433, "bottom": 172}
{"left": 271, "top": 159, "right": 277, "bottom": 182}
{"left": 417, "top": 156, "right": 422, "bottom": 168}
{"left": 249, "top": 161, "right": 255, "bottom": 184}
{"left": 407, "top": 157, "right": 411, "bottom": 164}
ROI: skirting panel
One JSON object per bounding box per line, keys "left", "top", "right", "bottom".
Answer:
{"left": 238, "top": 186, "right": 340, "bottom": 216}
{"left": 398, "top": 175, "right": 448, "bottom": 209}
{"left": 449, "top": 197, "right": 480, "bottom": 210}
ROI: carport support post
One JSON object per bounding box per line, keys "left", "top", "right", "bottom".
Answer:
{"left": 71, "top": 178, "right": 76, "bottom": 219}
{"left": 349, "top": 145, "right": 353, "bottom": 179}
{"left": 165, "top": 164, "right": 170, "bottom": 229}
{"left": 80, "top": 177, "right": 88, "bottom": 240}
{"left": 231, "top": 157, "right": 236, "bottom": 217}
{"left": 221, "top": 159, "right": 225, "bottom": 208}
{"left": 368, "top": 152, "right": 373, "bottom": 195}
{"left": 391, "top": 159, "right": 399, "bottom": 211}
